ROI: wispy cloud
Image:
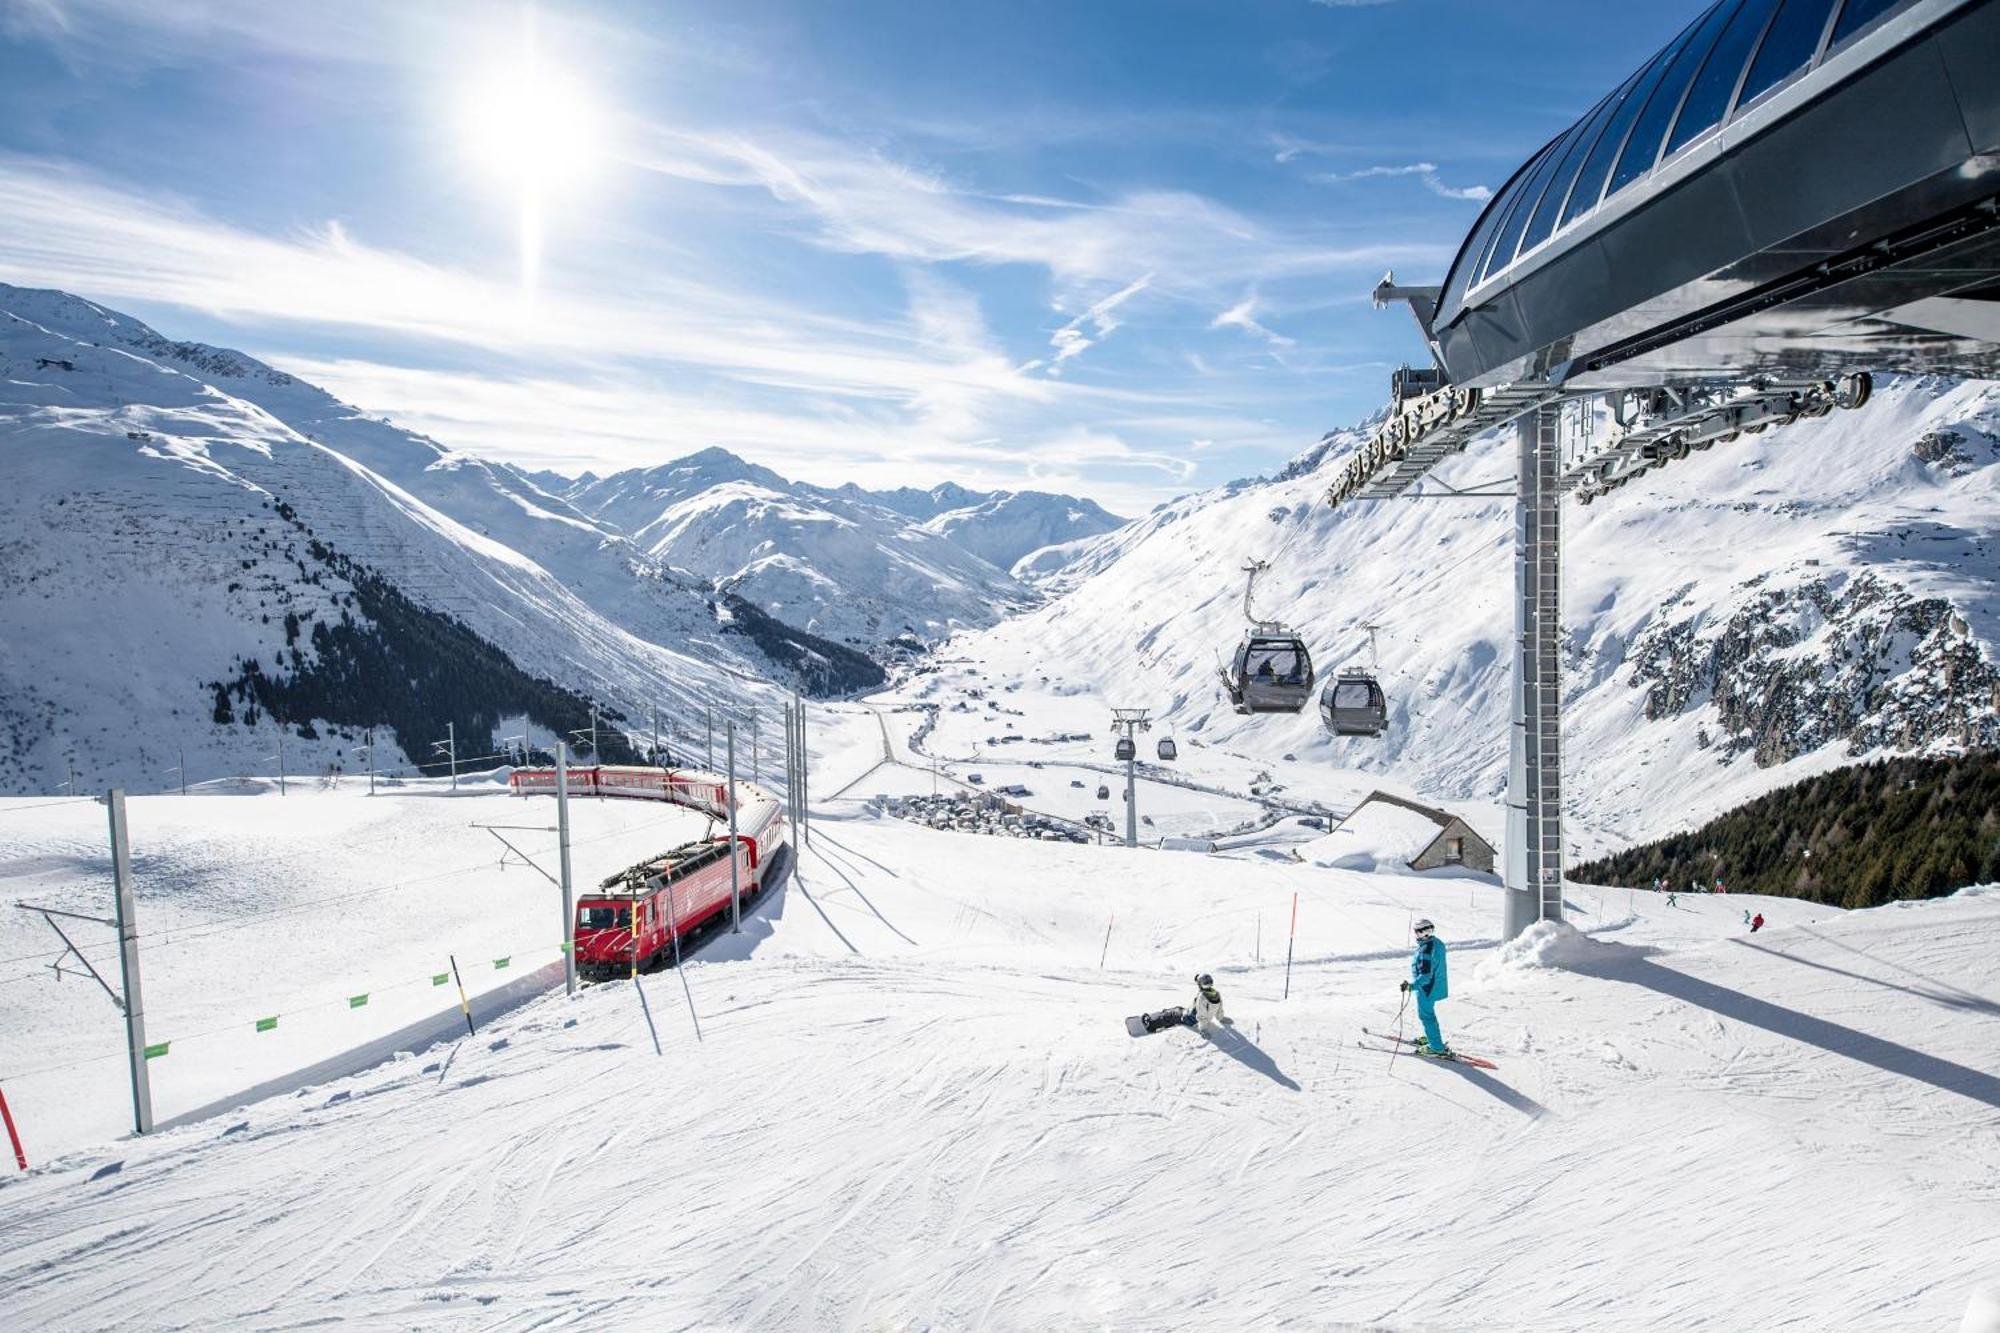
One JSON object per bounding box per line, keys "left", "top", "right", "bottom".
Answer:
{"left": 1311, "top": 161, "right": 1491, "bottom": 201}
{"left": 1210, "top": 295, "right": 1296, "bottom": 348}
{"left": 1046, "top": 273, "right": 1151, "bottom": 374}
{"left": 627, "top": 125, "right": 1444, "bottom": 296}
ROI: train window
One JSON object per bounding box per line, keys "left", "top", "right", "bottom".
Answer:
{"left": 1666, "top": 0, "right": 1782, "bottom": 156}
{"left": 1609, "top": 0, "right": 1743, "bottom": 199}
{"left": 1562, "top": 16, "right": 1703, "bottom": 226}
{"left": 1829, "top": 0, "right": 1904, "bottom": 48}
{"left": 579, "top": 905, "right": 626, "bottom": 930}
{"left": 1735, "top": 0, "right": 1838, "bottom": 109}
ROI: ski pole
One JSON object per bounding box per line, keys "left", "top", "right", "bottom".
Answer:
{"left": 1388, "top": 987, "right": 1410, "bottom": 1072}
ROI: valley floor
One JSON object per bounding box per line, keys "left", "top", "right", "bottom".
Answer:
{"left": 1, "top": 707, "right": 1996, "bottom": 1329}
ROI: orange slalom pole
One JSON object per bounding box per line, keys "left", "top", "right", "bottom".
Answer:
{"left": 1283, "top": 891, "right": 1298, "bottom": 1000}
{"left": 0, "top": 1084, "right": 27, "bottom": 1171}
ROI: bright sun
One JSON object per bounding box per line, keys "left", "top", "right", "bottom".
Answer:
{"left": 458, "top": 21, "right": 605, "bottom": 293}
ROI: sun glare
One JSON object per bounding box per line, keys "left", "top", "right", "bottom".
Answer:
{"left": 458, "top": 15, "right": 604, "bottom": 295}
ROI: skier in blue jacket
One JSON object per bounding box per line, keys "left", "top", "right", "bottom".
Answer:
{"left": 1400, "top": 917, "right": 1451, "bottom": 1057}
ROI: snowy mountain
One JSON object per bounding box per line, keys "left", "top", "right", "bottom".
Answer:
{"left": 0, "top": 285, "right": 875, "bottom": 795}
{"left": 951, "top": 382, "right": 2000, "bottom": 849}
{"left": 560, "top": 452, "right": 1058, "bottom": 648}
{"left": 918, "top": 489, "right": 1126, "bottom": 573}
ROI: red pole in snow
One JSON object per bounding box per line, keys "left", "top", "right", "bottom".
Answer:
{"left": 0, "top": 1085, "right": 27, "bottom": 1171}
{"left": 1283, "top": 891, "right": 1299, "bottom": 1000}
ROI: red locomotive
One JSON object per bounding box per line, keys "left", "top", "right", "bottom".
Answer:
{"left": 574, "top": 836, "right": 751, "bottom": 979}
{"left": 508, "top": 763, "right": 789, "bottom": 980}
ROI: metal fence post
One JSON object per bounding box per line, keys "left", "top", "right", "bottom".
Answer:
{"left": 107, "top": 789, "right": 152, "bottom": 1135}
{"left": 727, "top": 722, "right": 741, "bottom": 933}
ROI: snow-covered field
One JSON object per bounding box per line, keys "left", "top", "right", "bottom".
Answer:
{"left": 0, "top": 777, "right": 714, "bottom": 1158}
{"left": 3, "top": 705, "right": 1996, "bottom": 1330}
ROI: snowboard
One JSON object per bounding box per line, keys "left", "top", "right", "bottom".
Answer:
{"left": 1125, "top": 1006, "right": 1190, "bottom": 1037}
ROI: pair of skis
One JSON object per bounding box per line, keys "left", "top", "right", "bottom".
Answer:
{"left": 1357, "top": 1027, "right": 1499, "bottom": 1070}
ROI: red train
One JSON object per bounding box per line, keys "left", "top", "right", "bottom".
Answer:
{"left": 507, "top": 764, "right": 789, "bottom": 980}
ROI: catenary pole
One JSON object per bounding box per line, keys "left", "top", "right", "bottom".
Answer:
{"left": 784, "top": 702, "right": 798, "bottom": 849}
{"left": 365, "top": 728, "right": 375, "bottom": 796}
{"left": 788, "top": 696, "right": 804, "bottom": 840}
{"left": 727, "top": 721, "right": 741, "bottom": 933}
{"left": 177, "top": 748, "right": 186, "bottom": 797}
{"left": 705, "top": 704, "right": 713, "bottom": 769}
{"left": 107, "top": 790, "right": 152, "bottom": 1134}
{"left": 277, "top": 732, "right": 286, "bottom": 796}
{"left": 556, "top": 742, "right": 576, "bottom": 996}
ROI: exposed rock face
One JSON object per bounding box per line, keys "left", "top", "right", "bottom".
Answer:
{"left": 1910, "top": 427, "right": 1993, "bottom": 473}
{"left": 1628, "top": 571, "right": 1997, "bottom": 766}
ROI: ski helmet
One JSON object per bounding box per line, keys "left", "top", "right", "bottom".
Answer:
{"left": 1412, "top": 918, "right": 1435, "bottom": 937}
{"left": 1195, "top": 972, "right": 1213, "bottom": 986}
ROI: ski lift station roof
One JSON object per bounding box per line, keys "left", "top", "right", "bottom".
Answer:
{"left": 1427, "top": 0, "right": 2000, "bottom": 392}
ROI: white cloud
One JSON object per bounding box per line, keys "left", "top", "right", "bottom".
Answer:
{"left": 1312, "top": 161, "right": 1491, "bottom": 202}
{"left": 1211, "top": 296, "right": 1296, "bottom": 348}
{"left": 628, "top": 125, "right": 1446, "bottom": 298}
{"left": 1046, "top": 273, "right": 1151, "bottom": 373}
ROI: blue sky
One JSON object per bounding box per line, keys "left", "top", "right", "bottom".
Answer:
{"left": 0, "top": 0, "right": 1692, "bottom": 510}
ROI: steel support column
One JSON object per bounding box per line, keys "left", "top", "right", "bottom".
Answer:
{"left": 1504, "top": 400, "right": 1564, "bottom": 940}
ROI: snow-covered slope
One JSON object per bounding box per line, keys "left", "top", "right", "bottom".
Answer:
{"left": 952, "top": 386, "right": 2000, "bottom": 849}
{"left": 1, "top": 753, "right": 1994, "bottom": 1329}
{"left": 564, "top": 450, "right": 1044, "bottom": 648}
{"left": 0, "top": 288, "right": 796, "bottom": 794}
{"left": 919, "top": 487, "right": 1126, "bottom": 572}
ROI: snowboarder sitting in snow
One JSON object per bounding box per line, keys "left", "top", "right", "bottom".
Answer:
{"left": 1137, "top": 973, "right": 1225, "bottom": 1034}
{"left": 1400, "top": 918, "right": 1450, "bottom": 1057}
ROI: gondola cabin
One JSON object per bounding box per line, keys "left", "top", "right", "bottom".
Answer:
{"left": 1320, "top": 672, "right": 1389, "bottom": 737}
{"left": 1114, "top": 737, "right": 1136, "bottom": 762}
{"left": 1225, "top": 632, "right": 1315, "bottom": 714}
{"left": 1096, "top": 784, "right": 1111, "bottom": 800}
{"left": 573, "top": 837, "right": 749, "bottom": 980}
{"left": 1156, "top": 737, "right": 1178, "bottom": 761}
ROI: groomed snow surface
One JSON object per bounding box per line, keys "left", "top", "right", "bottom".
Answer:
{"left": 2, "top": 704, "right": 1998, "bottom": 1330}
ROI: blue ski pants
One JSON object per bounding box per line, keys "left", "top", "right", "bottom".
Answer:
{"left": 1416, "top": 988, "right": 1444, "bottom": 1050}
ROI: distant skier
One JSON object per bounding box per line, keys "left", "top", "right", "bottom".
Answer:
{"left": 1750, "top": 912, "right": 1766, "bottom": 933}
{"left": 1400, "top": 918, "right": 1450, "bottom": 1057}
{"left": 1743, "top": 909, "right": 1752, "bottom": 926}
{"left": 1667, "top": 891, "right": 1678, "bottom": 908}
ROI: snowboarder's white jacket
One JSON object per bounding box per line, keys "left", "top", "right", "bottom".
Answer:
{"left": 1193, "top": 980, "right": 1224, "bottom": 1030}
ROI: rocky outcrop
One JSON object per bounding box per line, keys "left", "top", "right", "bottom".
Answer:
{"left": 1628, "top": 571, "right": 1997, "bottom": 765}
